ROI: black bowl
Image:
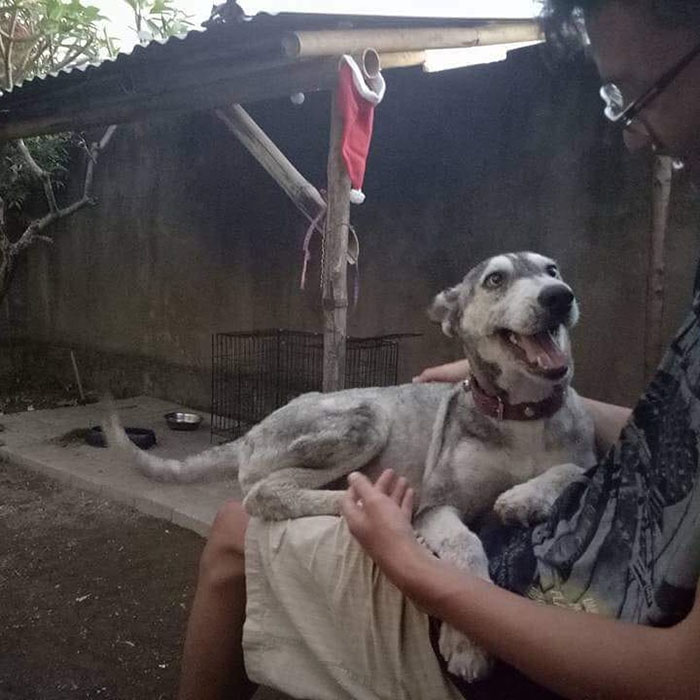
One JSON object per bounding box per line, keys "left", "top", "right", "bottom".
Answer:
{"left": 85, "top": 426, "right": 156, "bottom": 450}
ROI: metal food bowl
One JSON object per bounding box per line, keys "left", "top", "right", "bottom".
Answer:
{"left": 164, "top": 411, "right": 202, "bottom": 431}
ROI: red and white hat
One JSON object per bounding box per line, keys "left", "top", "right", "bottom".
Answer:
{"left": 337, "top": 55, "right": 386, "bottom": 204}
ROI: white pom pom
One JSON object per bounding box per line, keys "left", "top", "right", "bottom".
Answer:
{"left": 290, "top": 92, "right": 305, "bottom": 105}
{"left": 350, "top": 189, "right": 366, "bottom": 205}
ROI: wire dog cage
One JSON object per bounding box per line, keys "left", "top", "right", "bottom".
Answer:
{"left": 211, "top": 329, "right": 404, "bottom": 441}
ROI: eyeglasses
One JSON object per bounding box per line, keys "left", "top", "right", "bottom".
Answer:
{"left": 600, "top": 41, "right": 700, "bottom": 129}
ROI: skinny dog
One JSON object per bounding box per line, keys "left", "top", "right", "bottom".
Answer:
{"left": 104, "top": 251, "right": 595, "bottom": 681}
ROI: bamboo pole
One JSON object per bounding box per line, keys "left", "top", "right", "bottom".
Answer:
{"left": 351, "top": 48, "right": 381, "bottom": 78}
{"left": 379, "top": 50, "right": 427, "bottom": 70}
{"left": 321, "top": 87, "right": 351, "bottom": 392}
{"left": 282, "top": 22, "right": 542, "bottom": 58}
{"left": 644, "top": 155, "right": 673, "bottom": 380}
{"left": 214, "top": 104, "right": 326, "bottom": 222}
{"left": 359, "top": 47, "right": 427, "bottom": 72}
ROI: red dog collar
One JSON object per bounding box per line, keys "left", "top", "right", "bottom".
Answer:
{"left": 465, "top": 376, "right": 564, "bottom": 421}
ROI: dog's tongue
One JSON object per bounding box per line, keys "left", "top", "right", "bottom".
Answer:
{"left": 516, "top": 331, "right": 567, "bottom": 370}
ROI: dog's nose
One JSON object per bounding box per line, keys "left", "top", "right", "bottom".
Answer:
{"left": 538, "top": 285, "right": 574, "bottom": 316}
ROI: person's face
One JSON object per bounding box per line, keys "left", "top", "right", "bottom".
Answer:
{"left": 586, "top": 1, "right": 700, "bottom": 173}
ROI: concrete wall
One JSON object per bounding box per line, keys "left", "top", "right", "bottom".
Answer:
{"left": 4, "top": 46, "right": 700, "bottom": 409}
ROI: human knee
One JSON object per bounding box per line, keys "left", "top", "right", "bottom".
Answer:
{"left": 198, "top": 501, "right": 249, "bottom": 590}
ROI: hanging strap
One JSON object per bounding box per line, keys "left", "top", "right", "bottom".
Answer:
{"left": 300, "top": 207, "right": 327, "bottom": 291}
{"left": 300, "top": 202, "right": 361, "bottom": 306}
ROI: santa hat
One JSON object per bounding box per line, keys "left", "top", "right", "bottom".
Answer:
{"left": 337, "top": 55, "right": 386, "bottom": 204}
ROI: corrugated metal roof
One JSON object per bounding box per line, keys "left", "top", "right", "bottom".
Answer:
{"left": 3, "top": 11, "right": 502, "bottom": 98}
{"left": 8, "top": 29, "right": 206, "bottom": 93}
{"left": 1, "top": 20, "right": 270, "bottom": 105}
{"left": 0, "top": 10, "right": 532, "bottom": 139}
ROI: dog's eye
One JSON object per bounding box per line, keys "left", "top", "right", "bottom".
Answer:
{"left": 483, "top": 271, "right": 504, "bottom": 289}
{"left": 545, "top": 265, "right": 559, "bottom": 278}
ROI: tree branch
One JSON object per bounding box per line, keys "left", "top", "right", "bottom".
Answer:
{"left": 10, "top": 124, "right": 118, "bottom": 258}
{"left": 17, "top": 138, "right": 59, "bottom": 214}
{"left": 0, "top": 28, "right": 37, "bottom": 42}
{"left": 52, "top": 38, "right": 94, "bottom": 73}
{"left": 11, "top": 196, "right": 90, "bottom": 257}
{"left": 5, "top": 7, "right": 19, "bottom": 90}
{"left": 83, "top": 124, "right": 117, "bottom": 198}
{"left": 17, "top": 36, "right": 44, "bottom": 83}
{"left": 0, "top": 29, "right": 6, "bottom": 72}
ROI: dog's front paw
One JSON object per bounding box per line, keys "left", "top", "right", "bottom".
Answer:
{"left": 438, "top": 623, "right": 493, "bottom": 682}
{"left": 494, "top": 483, "right": 554, "bottom": 526}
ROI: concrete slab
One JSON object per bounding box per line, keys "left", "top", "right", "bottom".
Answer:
{"left": 0, "top": 396, "right": 240, "bottom": 537}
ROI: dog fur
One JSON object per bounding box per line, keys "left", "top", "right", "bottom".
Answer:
{"left": 104, "top": 251, "right": 595, "bottom": 681}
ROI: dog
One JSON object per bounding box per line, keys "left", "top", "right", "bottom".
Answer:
{"left": 104, "top": 251, "right": 595, "bottom": 681}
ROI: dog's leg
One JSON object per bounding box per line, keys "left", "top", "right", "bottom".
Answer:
{"left": 243, "top": 468, "right": 347, "bottom": 520}
{"left": 493, "top": 462, "right": 585, "bottom": 526}
{"left": 414, "top": 505, "right": 494, "bottom": 682}
{"left": 242, "top": 401, "right": 391, "bottom": 520}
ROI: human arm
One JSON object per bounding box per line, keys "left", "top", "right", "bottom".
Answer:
{"left": 412, "top": 359, "right": 470, "bottom": 384}
{"left": 342, "top": 471, "right": 700, "bottom": 700}
{"left": 579, "top": 396, "right": 632, "bottom": 454}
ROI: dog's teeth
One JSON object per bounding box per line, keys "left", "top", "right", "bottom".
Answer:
{"left": 548, "top": 328, "right": 562, "bottom": 350}
{"left": 508, "top": 333, "right": 519, "bottom": 346}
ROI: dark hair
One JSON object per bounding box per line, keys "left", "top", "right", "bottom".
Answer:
{"left": 543, "top": 0, "right": 700, "bottom": 48}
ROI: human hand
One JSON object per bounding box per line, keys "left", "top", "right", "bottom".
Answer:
{"left": 341, "top": 469, "right": 422, "bottom": 576}
{"left": 412, "top": 358, "right": 471, "bottom": 384}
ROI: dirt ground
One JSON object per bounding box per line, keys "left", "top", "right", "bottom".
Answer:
{"left": 0, "top": 458, "right": 204, "bottom": 700}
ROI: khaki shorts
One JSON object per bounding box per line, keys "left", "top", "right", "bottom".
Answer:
{"left": 243, "top": 515, "right": 463, "bottom": 700}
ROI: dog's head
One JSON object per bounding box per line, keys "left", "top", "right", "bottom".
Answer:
{"left": 430, "top": 252, "right": 579, "bottom": 394}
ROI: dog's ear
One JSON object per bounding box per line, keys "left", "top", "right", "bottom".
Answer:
{"left": 428, "top": 285, "right": 462, "bottom": 337}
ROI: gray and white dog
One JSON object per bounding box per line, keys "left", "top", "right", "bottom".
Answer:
{"left": 105, "top": 251, "right": 595, "bottom": 681}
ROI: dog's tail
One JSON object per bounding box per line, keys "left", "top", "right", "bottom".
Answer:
{"left": 102, "top": 410, "right": 241, "bottom": 483}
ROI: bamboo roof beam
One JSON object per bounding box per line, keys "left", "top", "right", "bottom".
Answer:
{"left": 379, "top": 50, "right": 427, "bottom": 70}
{"left": 282, "top": 21, "right": 542, "bottom": 58}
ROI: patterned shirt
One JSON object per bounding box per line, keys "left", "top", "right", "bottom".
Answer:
{"left": 440, "top": 276, "right": 700, "bottom": 699}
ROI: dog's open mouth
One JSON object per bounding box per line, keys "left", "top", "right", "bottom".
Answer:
{"left": 498, "top": 327, "right": 569, "bottom": 380}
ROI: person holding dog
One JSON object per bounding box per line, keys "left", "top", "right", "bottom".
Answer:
{"left": 178, "top": 2, "right": 700, "bottom": 698}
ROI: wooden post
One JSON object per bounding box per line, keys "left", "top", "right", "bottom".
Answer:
{"left": 644, "top": 155, "right": 673, "bottom": 379}
{"left": 321, "top": 87, "right": 351, "bottom": 392}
